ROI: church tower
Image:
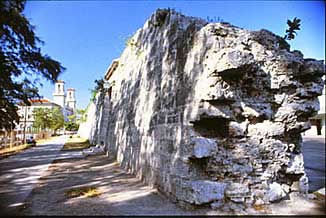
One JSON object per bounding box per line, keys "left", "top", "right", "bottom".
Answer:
{"left": 53, "top": 80, "right": 66, "bottom": 108}
{"left": 66, "top": 88, "right": 76, "bottom": 112}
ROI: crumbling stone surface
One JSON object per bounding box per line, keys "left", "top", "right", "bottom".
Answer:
{"left": 191, "top": 137, "right": 217, "bottom": 158}
{"left": 267, "top": 182, "right": 287, "bottom": 202}
{"left": 80, "top": 9, "right": 325, "bottom": 211}
{"left": 181, "top": 180, "right": 227, "bottom": 205}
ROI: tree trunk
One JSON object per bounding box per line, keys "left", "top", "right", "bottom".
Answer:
{"left": 10, "top": 130, "right": 14, "bottom": 148}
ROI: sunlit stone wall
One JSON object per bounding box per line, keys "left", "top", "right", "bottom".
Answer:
{"left": 87, "top": 9, "right": 325, "bottom": 211}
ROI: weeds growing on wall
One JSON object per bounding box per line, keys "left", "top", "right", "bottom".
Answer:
{"left": 153, "top": 8, "right": 170, "bottom": 28}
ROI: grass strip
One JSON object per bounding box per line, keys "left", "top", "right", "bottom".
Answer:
{"left": 0, "top": 143, "right": 32, "bottom": 158}
{"left": 62, "top": 137, "right": 91, "bottom": 151}
{"left": 65, "top": 186, "right": 101, "bottom": 198}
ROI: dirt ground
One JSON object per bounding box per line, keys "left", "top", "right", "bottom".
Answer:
{"left": 18, "top": 155, "right": 208, "bottom": 216}
{"left": 18, "top": 154, "right": 325, "bottom": 216}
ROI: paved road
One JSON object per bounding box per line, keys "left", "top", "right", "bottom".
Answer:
{"left": 302, "top": 136, "right": 326, "bottom": 192}
{"left": 0, "top": 136, "right": 82, "bottom": 215}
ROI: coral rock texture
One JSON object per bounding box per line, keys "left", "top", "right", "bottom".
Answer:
{"left": 81, "top": 9, "right": 325, "bottom": 210}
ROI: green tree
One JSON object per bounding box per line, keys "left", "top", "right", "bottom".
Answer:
{"left": 0, "top": 1, "right": 65, "bottom": 130}
{"left": 284, "top": 17, "right": 301, "bottom": 40}
{"left": 50, "top": 107, "right": 64, "bottom": 131}
{"left": 32, "top": 107, "right": 64, "bottom": 132}
{"left": 64, "top": 113, "right": 79, "bottom": 131}
{"left": 90, "top": 77, "right": 104, "bottom": 102}
{"left": 32, "top": 108, "right": 52, "bottom": 131}
{"left": 76, "top": 108, "right": 87, "bottom": 123}
{"left": 64, "top": 122, "right": 79, "bottom": 131}
{"left": 68, "top": 114, "right": 76, "bottom": 122}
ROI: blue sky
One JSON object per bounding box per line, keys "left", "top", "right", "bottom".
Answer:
{"left": 24, "top": 1, "right": 325, "bottom": 109}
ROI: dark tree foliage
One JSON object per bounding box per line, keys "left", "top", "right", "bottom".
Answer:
{"left": 90, "top": 78, "right": 104, "bottom": 102}
{"left": 0, "top": 1, "right": 65, "bottom": 130}
{"left": 284, "top": 17, "right": 301, "bottom": 40}
{"left": 94, "top": 78, "right": 104, "bottom": 92}
{"left": 64, "top": 121, "right": 79, "bottom": 131}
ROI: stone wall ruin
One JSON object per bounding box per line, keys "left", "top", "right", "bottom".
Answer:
{"left": 81, "top": 9, "right": 325, "bottom": 212}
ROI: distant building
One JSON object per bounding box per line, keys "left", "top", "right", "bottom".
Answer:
{"left": 16, "top": 98, "right": 62, "bottom": 134}
{"left": 53, "top": 80, "right": 77, "bottom": 113}
{"left": 15, "top": 81, "right": 77, "bottom": 135}
{"left": 304, "top": 75, "right": 325, "bottom": 136}
{"left": 66, "top": 88, "right": 77, "bottom": 113}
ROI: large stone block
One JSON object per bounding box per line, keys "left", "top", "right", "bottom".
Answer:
{"left": 191, "top": 137, "right": 217, "bottom": 158}
{"left": 247, "top": 121, "right": 285, "bottom": 138}
{"left": 267, "top": 182, "right": 286, "bottom": 202}
{"left": 225, "top": 183, "right": 250, "bottom": 198}
{"left": 286, "top": 154, "right": 305, "bottom": 174}
{"left": 183, "top": 180, "right": 227, "bottom": 205}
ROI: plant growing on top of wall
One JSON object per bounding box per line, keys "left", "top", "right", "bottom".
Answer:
{"left": 284, "top": 17, "right": 301, "bottom": 40}
{"left": 153, "top": 8, "right": 170, "bottom": 28}
{"left": 90, "top": 78, "right": 104, "bottom": 102}
{"left": 277, "top": 17, "right": 301, "bottom": 50}
{"left": 206, "top": 16, "right": 224, "bottom": 23}
{"left": 125, "top": 35, "right": 139, "bottom": 48}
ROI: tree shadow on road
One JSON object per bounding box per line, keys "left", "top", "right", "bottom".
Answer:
{"left": 17, "top": 154, "right": 211, "bottom": 216}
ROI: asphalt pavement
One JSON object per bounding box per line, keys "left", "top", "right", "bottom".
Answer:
{"left": 302, "top": 136, "right": 326, "bottom": 192}
{"left": 0, "top": 136, "right": 82, "bottom": 215}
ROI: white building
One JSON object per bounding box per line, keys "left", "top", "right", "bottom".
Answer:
{"left": 16, "top": 98, "right": 62, "bottom": 135}
{"left": 304, "top": 76, "right": 326, "bottom": 136}
{"left": 15, "top": 81, "right": 77, "bottom": 135}
{"left": 53, "top": 80, "right": 66, "bottom": 109}
{"left": 53, "top": 80, "right": 77, "bottom": 113}
{"left": 66, "top": 88, "right": 77, "bottom": 113}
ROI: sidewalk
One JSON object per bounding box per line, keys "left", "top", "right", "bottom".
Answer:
{"left": 302, "top": 136, "right": 325, "bottom": 192}
{"left": 0, "top": 135, "right": 75, "bottom": 215}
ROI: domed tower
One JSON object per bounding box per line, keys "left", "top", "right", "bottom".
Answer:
{"left": 53, "top": 80, "right": 65, "bottom": 108}
{"left": 66, "top": 88, "right": 76, "bottom": 112}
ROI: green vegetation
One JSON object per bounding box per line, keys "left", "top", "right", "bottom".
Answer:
{"left": 153, "top": 8, "right": 170, "bottom": 28}
{"left": 51, "top": 107, "right": 65, "bottom": 131}
{"left": 284, "top": 17, "right": 301, "bottom": 40}
{"left": 33, "top": 108, "right": 52, "bottom": 131}
{"left": 125, "top": 35, "right": 139, "bottom": 48}
{"left": 206, "top": 16, "right": 224, "bottom": 23}
{"left": 62, "top": 137, "right": 91, "bottom": 151}
{"left": 65, "top": 186, "right": 101, "bottom": 198}
{"left": 90, "top": 77, "right": 104, "bottom": 102}
{"left": 277, "top": 17, "right": 301, "bottom": 50}
{"left": 77, "top": 109, "right": 86, "bottom": 121}
{"left": 32, "top": 107, "right": 64, "bottom": 132}
{"left": 77, "top": 108, "right": 87, "bottom": 123}
{"left": 124, "top": 34, "right": 143, "bottom": 58}
{"left": 64, "top": 113, "right": 80, "bottom": 131}
{"left": 0, "top": 1, "right": 65, "bottom": 130}
{"left": 213, "top": 27, "right": 228, "bottom": 37}
{"left": 0, "top": 143, "right": 32, "bottom": 158}
{"left": 64, "top": 121, "right": 79, "bottom": 131}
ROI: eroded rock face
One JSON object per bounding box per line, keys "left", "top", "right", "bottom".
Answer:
{"left": 88, "top": 9, "right": 325, "bottom": 211}
{"left": 191, "top": 137, "right": 217, "bottom": 158}
{"left": 181, "top": 180, "right": 227, "bottom": 205}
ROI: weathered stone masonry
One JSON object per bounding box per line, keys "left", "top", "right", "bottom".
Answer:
{"left": 83, "top": 9, "right": 325, "bottom": 210}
